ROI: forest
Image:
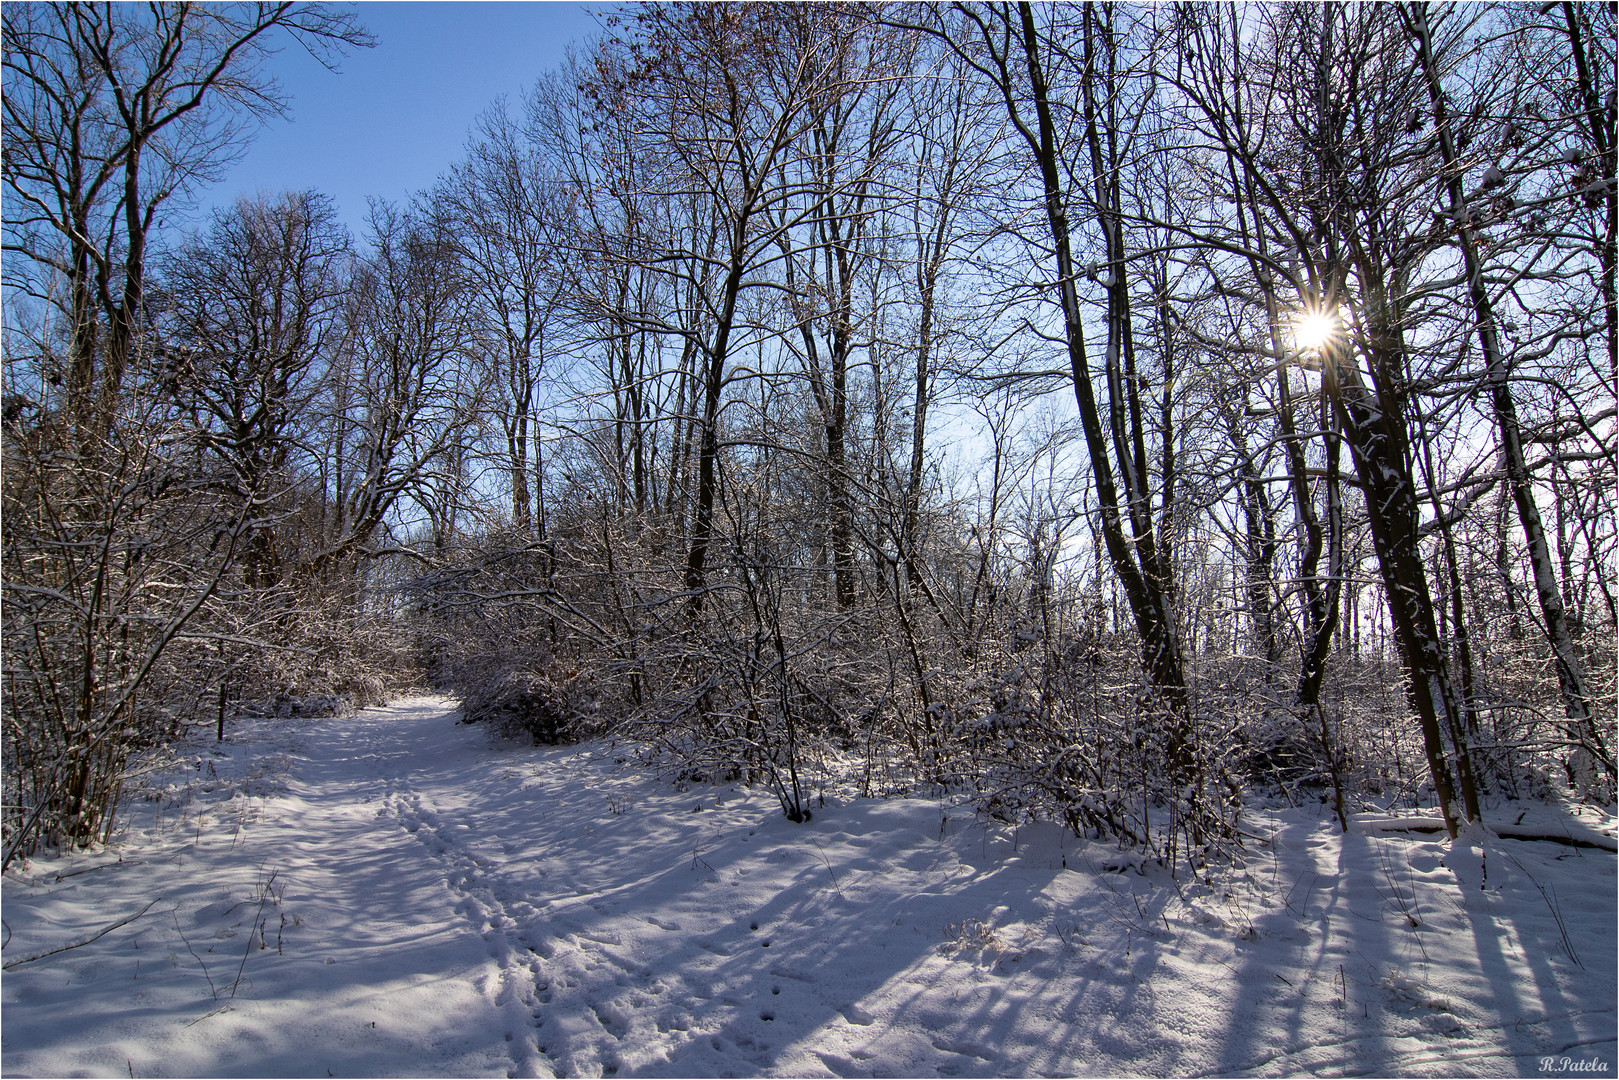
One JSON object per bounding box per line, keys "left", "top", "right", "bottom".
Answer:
{"left": 3, "top": 0, "right": 1615, "bottom": 875}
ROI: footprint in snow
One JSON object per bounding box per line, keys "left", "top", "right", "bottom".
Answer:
{"left": 841, "top": 1004, "right": 875, "bottom": 1025}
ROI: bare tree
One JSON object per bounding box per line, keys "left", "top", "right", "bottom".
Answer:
{"left": 2, "top": 397, "right": 247, "bottom": 865}
{"left": 1401, "top": 1, "right": 1612, "bottom": 797}
{"left": 1163, "top": 3, "right": 1489, "bottom": 834}
{"left": 1, "top": 3, "right": 368, "bottom": 864}
{"left": 159, "top": 191, "right": 350, "bottom": 588}
{"left": 770, "top": 10, "right": 910, "bottom": 608}
{"left": 2, "top": 2, "right": 370, "bottom": 436}
{"left": 593, "top": 5, "right": 862, "bottom": 616}
{"left": 890, "top": 35, "right": 996, "bottom": 595}
{"left": 437, "top": 102, "right": 569, "bottom": 534}
{"left": 915, "top": 2, "right": 1194, "bottom": 759}
{"left": 314, "top": 202, "right": 479, "bottom": 580}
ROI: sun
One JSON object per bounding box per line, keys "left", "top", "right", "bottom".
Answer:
{"left": 1293, "top": 310, "right": 1337, "bottom": 351}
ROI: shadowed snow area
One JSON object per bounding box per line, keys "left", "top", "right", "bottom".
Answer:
{"left": 3, "top": 696, "right": 1614, "bottom": 1077}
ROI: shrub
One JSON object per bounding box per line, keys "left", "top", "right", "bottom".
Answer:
{"left": 450, "top": 650, "right": 598, "bottom": 745}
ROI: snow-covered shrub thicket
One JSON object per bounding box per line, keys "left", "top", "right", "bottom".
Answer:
{"left": 401, "top": 527, "right": 606, "bottom": 745}
{"left": 451, "top": 653, "right": 599, "bottom": 744}
{"left": 1, "top": 407, "right": 244, "bottom": 864}
{"left": 0, "top": 407, "right": 411, "bottom": 865}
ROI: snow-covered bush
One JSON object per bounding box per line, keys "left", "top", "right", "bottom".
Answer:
{"left": 935, "top": 631, "right": 1246, "bottom": 873}
{"left": 452, "top": 654, "right": 600, "bottom": 745}
{"left": 399, "top": 528, "right": 609, "bottom": 746}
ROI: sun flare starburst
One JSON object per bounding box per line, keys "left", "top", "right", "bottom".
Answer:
{"left": 1293, "top": 311, "right": 1337, "bottom": 351}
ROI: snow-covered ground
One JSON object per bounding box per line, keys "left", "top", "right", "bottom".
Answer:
{"left": 3, "top": 696, "right": 1614, "bottom": 1078}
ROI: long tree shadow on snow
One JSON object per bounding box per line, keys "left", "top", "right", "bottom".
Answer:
{"left": 300, "top": 704, "right": 1614, "bottom": 1079}
{"left": 1208, "top": 814, "right": 1611, "bottom": 1078}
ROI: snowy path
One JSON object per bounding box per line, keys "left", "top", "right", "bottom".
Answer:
{"left": 3, "top": 696, "right": 1614, "bottom": 1077}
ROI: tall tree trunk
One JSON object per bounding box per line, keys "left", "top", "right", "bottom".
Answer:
{"left": 1556, "top": 1, "right": 1618, "bottom": 396}
{"left": 685, "top": 251, "right": 747, "bottom": 617}
{"left": 1008, "top": 2, "right": 1189, "bottom": 750}
{"left": 1291, "top": 384, "right": 1344, "bottom": 717}
{"left": 1223, "top": 133, "right": 1343, "bottom": 714}
{"left": 509, "top": 411, "right": 531, "bottom": 531}
{"left": 1405, "top": 1, "right": 1613, "bottom": 794}
{"left": 1324, "top": 319, "right": 1481, "bottom": 836}
{"left": 903, "top": 261, "right": 937, "bottom": 591}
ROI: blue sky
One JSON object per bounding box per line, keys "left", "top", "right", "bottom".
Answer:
{"left": 196, "top": 2, "right": 605, "bottom": 238}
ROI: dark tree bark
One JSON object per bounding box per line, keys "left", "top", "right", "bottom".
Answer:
{"left": 1403, "top": 0, "right": 1612, "bottom": 795}
{"left": 1001, "top": 2, "right": 1189, "bottom": 724}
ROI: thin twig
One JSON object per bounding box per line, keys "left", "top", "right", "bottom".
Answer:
{"left": 2, "top": 897, "right": 162, "bottom": 970}
{"left": 53, "top": 858, "right": 145, "bottom": 883}
{"left": 185, "top": 1004, "right": 235, "bottom": 1027}
{"left": 229, "top": 895, "right": 268, "bottom": 999}
{"left": 229, "top": 870, "right": 276, "bottom": 998}
{"left": 1506, "top": 852, "right": 1583, "bottom": 968}
{"left": 812, "top": 840, "right": 845, "bottom": 899}
{"left": 171, "top": 909, "right": 218, "bottom": 999}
